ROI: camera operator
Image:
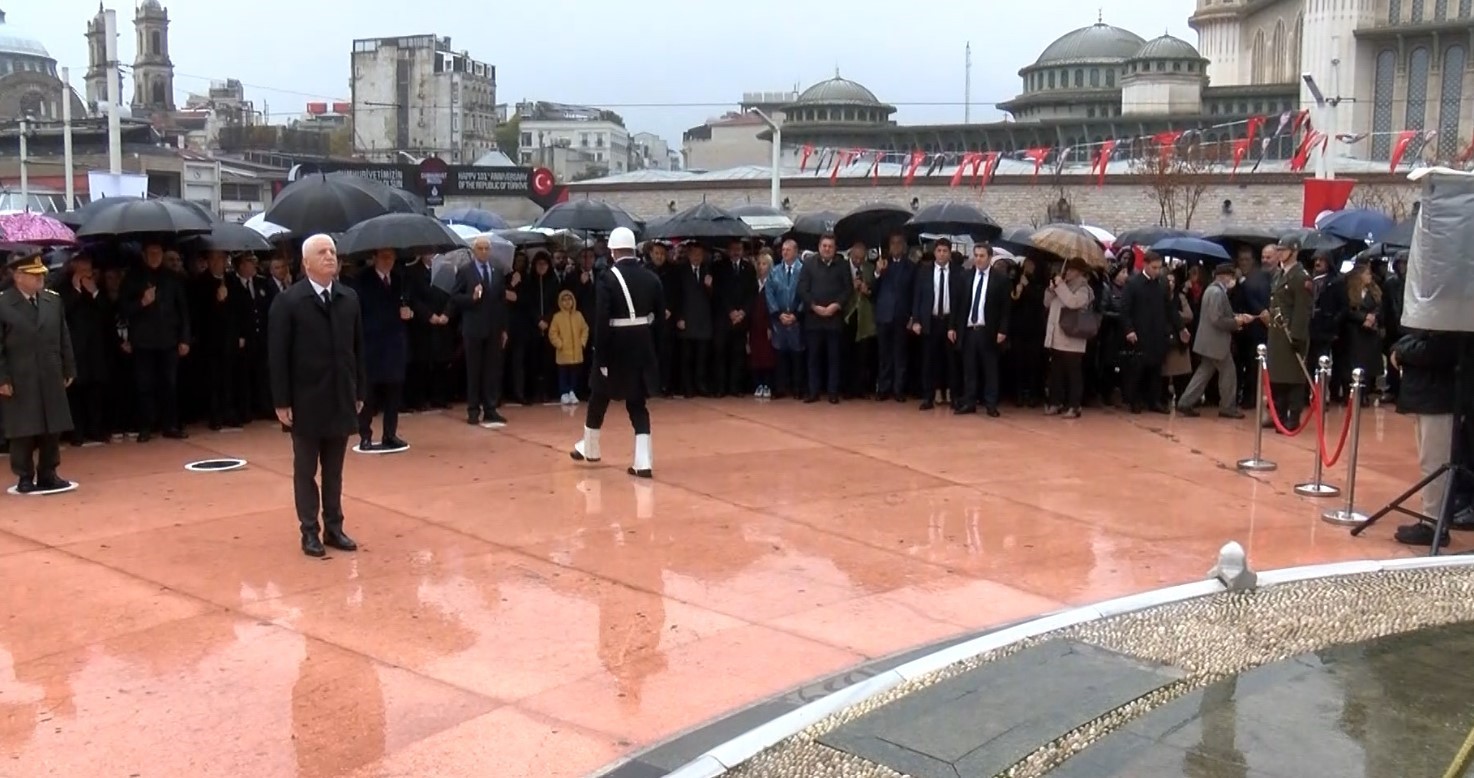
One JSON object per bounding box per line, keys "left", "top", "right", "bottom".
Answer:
{"left": 1388, "top": 327, "right": 1465, "bottom": 547}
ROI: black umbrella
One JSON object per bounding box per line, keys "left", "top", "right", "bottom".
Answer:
{"left": 1205, "top": 227, "right": 1280, "bottom": 250}
{"left": 337, "top": 213, "right": 468, "bottom": 256}
{"left": 782, "top": 211, "right": 839, "bottom": 251}
{"left": 493, "top": 229, "right": 552, "bottom": 248}
{"left": 265, "top": 174, "right": 410, "bottom": 235}
{"left": 57, "top": 195, "right": 145, "bottom": 229}
{"left": 994, "top": 226, "right": 1036, "bottom": 256}
{"left": 645, "top": 202, "right": 755, "bottom": 241}
{"left": 1378, "top": 219, "right": 1414, "bottom": 250}
{"left": 1114, "top": 226, "right": 1201, "bottom": 248}
{"left": 75, "top": 198, "right": 215, "bottom": 238}
{"left": 904, "top": 201, "right": 1002, "bottom": 242}
{"left": 532, "top": 199, "right": 641, "bottom": 234}
{"left": 184, "top": 222, "right": 273, "bottom": 253}
{"left": 834, "top": 203, "right": 911, "bottom": 248}
{"left": 1279, "top": 227, "right": 1347, "bottom": 254}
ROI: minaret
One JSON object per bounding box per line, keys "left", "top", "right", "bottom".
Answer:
{"left": 130, "top": 0, "right": 175, "bottom": 114}
{"left": 1188, "top": 0, "right": 1245, "bottom": 86}
{"left": 84, "top": 3, "right": 109, "bottom": 111}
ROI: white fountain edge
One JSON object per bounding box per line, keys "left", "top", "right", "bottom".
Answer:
{"left": 662, "top": 554, "right": 1474, "bottom": 778}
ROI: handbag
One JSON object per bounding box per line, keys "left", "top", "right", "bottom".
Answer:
{"left": 1059, "top": 306, "right": 1101, "bottom": 339}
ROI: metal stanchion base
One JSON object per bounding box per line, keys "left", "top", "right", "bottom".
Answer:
{"left": 1295, "top": 482, "right": 1343, "bottom": 498}
{"left": 1322, "top": 509, "right": 1369, "bottom": 526}
{"left": 1237, "top": 459, "right": 1278, "bottom": 472}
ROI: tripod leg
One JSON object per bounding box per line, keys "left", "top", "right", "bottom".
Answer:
{"left": 1441, "top": 718, "right": 1474, "bottom": 778}
{"left": 1352, "top": 464, "right": 1449, "bottom": 537}
{"left": 1428, "top": 464, "right": 1463, "bottom": 557}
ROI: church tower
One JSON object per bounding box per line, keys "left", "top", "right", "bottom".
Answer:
{"left": 83, "top": 4, "right": 109, "bottom": 111}
{"left": 129, "top": 0, "right": 174, "bottom": 114}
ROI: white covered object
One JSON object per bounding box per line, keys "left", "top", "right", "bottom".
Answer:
{"left": 1403, "top": 168, "right": 1474, "bottom": 333}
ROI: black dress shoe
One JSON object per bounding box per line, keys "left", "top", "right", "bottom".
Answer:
{"left": 954, "top": 405, "right": 977, "bottom": 415}
{"left": 136, "top": 432, "right": 153, "bottom": 443}
{"left": 15, "top": 477, "right": 35, "bottom": 494}
{"left": 986, "top": 407, "right": 1001, "bottom": 418}
{"left": 162, "top": 429, "right": 189, "bottom": 440}
{"left": 627, "top": 466, "right": 653, "bottom": 479}
{"left": 484, "top": 410, "right": 508, "bottom": 426}
{"left": 803, "top": 395, "right": 819, "bottom": 404}
{"left": 827, "top": 394, "right": 840, "bottom": 404}
{"left": 919, "top": 400, "right": 935, "bottom": 410}
{"left": 323, "top": 529, "right": 357, "bottom": 551}
{"left": 358, "top": 436, "right": 374, "bottom": 451}
{"left": 36, "top": 475, "right": 71, "bottom": 491}
{"left": 382, "top": 437, "right": 408, "bottom": 450}
{"left": 301, "top": 533, "right": 326, "bottom": 558}
{"left": 466, "top": 415, "right": 481, "bottom": 426}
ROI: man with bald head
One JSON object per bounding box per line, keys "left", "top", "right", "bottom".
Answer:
{"left": 269, "top": 234, "right": 366, "bottom": 558}
{"left": 450, "top": 235, "right": 510, "bottom": 427}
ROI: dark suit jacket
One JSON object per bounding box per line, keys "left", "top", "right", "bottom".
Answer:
{"left": 711, "top": 257, "right": 758, "bottom": 330}
{"left": 950, "top": 266, "right": 1013, "bottom": 339}
{"left": 1120, "top": 272, "right": 1181, "bottom": 363}
{"left": 267, "top": 279, "right": 366, "bottom": 439}
{"left": 404, "top": 261, "right": 455, "bottom": 363}
{"left": 449, "top": 261, "right": 508, "bottom": 340}
{"left": 591, "top": 258, "right": 663, "bottom": 400}
{"left": 910, "top": 261, "right": 960, "bottom": 335}
{"left": 189, "top": 273, "right": 251, "bottom": 355}
{"left": 352, "top": 268, "right": 410, "bottom": 384}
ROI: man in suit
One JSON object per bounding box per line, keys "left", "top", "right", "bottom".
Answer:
{"left": 797, "top": 234, "right": 853, "bottom": 404}
{"left": 190, "top": 251, "right": 251, "bottom": 430}
{"left": 118, "top": 241, "right": 191, "bottom": 442}
{"left": 403, "top": 252, "right": 455, "bottom": 411}
{"left": 269, "top": 234, "right": 366, "bottom": 558}
{"left": 910, "top": 239, "right": 961, "bottom": 410}
{"left": 450, "top": 236, "right": 510, "bottom": 427}
{"left": 871, "top": 232, "right": 915, "bottom": 402}
{"left": 234, "top": 254, "right": 274, "bottom": 423}
{"left": 1264, "top": 236, "right": 1313, "bottom": 430}
{"left": 569, "top": 227, "right": 663, "bottom": 478}
{"left": 1178, "top": 264, "right": 1252, "bottom": 418}
{"left": 1119, "top": 252, "right": 1187, "bottom": 414}
{"left": 353, "top": 248, "right": 413, "bottom": 451}
{"left": 953, "top": 243, "right": 1012, "bottom": 416}
{"left": 711, "top": 239, "right": 757, "bottom": 397}
{"left": 0, "top": 249, "right": 76, "bottom": 493}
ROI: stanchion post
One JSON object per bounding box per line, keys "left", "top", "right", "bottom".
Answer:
{"left": 1295, "top": 355, "right": 1342, "bottom": 498}
{"left": 1323, "top": 368, "right": 1368, "bottom": 525}
{"left": 1237, "top": 343, "right": 1277, "bottom": 472}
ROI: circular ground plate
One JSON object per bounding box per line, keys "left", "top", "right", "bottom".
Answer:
{"left": 352, "top": 444, "right": 410, "bottom": 455}
{"left": 184, "top": 459, "right": 248, "bottom": 473}
{"left": 479, "top": 421, "right": 507, "bottom": 430}
{"left": 7, "top": 481, "right": 79, "bottom": 496}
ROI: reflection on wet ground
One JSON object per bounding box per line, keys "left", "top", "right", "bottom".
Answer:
{"left": 0, "top": 399, "right": 1449, "bottom": 776}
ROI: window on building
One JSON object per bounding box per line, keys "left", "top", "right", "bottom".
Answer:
{"left": 520, "top": 131, "right": 532, "bottom": 147}
{"left": 1048, "top": 70, "right": 1056, "bottom": 88}
{"left": 1253, "top": 101, "right": 1263, "bottom": 113}
{"left": 1173, "top": 61, "right": 1182, "bottom": 71}
{"left": 1087, "top": 106, "right": 1096, "bottom": 118}
{"left": 579, "top": 132, "right": 589, "bottom": 147}
{"left": 1156, "top": 61, "right": 1166, "bottom": 71}
{"left": 1412, "top": 0, "right": 1425, "bottom": 20}
{"left": 1106, "top": 69, "right": 1116, "bottom": 87}
{"left": 1407, "top": 46, "right": 1431, "bottom": 129}
{"left": 1210, "top": 103, "right": 1219, "bottom": 115}
{"left": 1371, "top": 49, "right": 1397, "bottom": 158}
{"left": 220, "top": 183, "right": 263, "bottom": 201}
{"left": 1436, "top": 0, "right": 1449, "bottom": 18}
{"left": 1439, "top": 45, "right": 1465, "bottom": 156}
{"left": 1090, "top": 68, "right": 1100, "bottom": 87}
{"left": 150, "top": 30, "right": 161, "bottom": 55}
{"left": 1074, "top": 69, "right": 1083, "bottom": 87}
{"left": 1462, "top": 0, "right": 1472, "bottom": 17}
{"left": 151, "top": 79, "right": 165, "bottom": 106}
{"left": 1389, "top": 0, "right": 1402, "bottom": 22}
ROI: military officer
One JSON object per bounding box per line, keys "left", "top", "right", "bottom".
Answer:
{"left": 1263, "top": 235, "right": 1312, "bottom": 431}
{"left": 0, "top": 249, "right": 76, "bottom": 494}
{"left": 569, "top": 227, "right": 663, "bottom": 477}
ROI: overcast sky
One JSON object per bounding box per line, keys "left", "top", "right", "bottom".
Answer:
{"left": 23, "top": 0, "right": 1194, "bottom": 144}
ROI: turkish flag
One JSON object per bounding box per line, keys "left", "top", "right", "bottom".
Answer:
{"left": 1302, "top": 178, "right": 1355, "bottom": 227}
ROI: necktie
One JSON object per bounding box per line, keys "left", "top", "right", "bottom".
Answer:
{"left": 479, "top": 263, "right": 489, "bottom": 286}
{"left": 28, "top": 296, "right": 37, "bottom": 310}
{"left": 321, "top": 289, "right": 331, "bottom": 307}
{"left": 970, "top": 271, "right": 985, "bottom": 326}
{"left": 937, "top": 268, "right": 947, "bottom": 316}
{"left": 245, "top": 279, "right": 253, "bottom": 297}
{"left": 382, "top": 273, "right": 391, "bottom": 287}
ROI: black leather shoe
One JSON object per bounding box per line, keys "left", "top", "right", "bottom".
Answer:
{"left": 323, "top": 529, "right": 357, "bottom": 551}
{"left": 382, "top": 437, "right": 408, "bottom": 450}
{"left": 919, "top": 400, "right": 935, "bottom": 410}
{"left": 827, "top": 394, "right": 840, "bottom": 404}
{"left": 15, "top": 477, "right": 34, "bottom": 494}
{"left": 954, "top": 405, "right": 977, "bottom": 415}
{"left": 136, "top": 432, "right": 153, "bottom": 443}
{"left": 301, "top": 533, "right": 325, "bottom": 557}
{"left": 802, "top": 395, "right": 819, "bottom": 404}
{"left": 358, "top": 436, "right": 374, "bottom": 451}
{"left": 986, "top": 407, "right": 1001, "bottom": 418}
{"left": 627, "top": 466, "right": 653, "bottom": 479}
{"left": 162, "top": 429, "right": 189, "bottom": 440}
{"left": 36, "top": 475, "right": 71, "bottom": 492}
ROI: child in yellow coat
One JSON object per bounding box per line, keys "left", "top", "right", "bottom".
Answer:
{"left": 547, "top": 288, "right": 589, "bottom": 405}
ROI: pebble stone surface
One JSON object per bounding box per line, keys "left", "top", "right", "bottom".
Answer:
{"left": 726, "top": 567, "right": 1474, "bottom": 778}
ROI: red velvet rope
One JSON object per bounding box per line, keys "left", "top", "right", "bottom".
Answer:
{"left": 1319, "top": 396, "right": 1356, "bottom": 468}
{"left": 1260, "top": 368, "right": 1318, "bottom": 437}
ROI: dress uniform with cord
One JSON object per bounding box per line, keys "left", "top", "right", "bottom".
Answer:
{"left": 0, "top": 249, "right": 76, "bottom": 494}
{"left": 570, "top": 227, "right": 662, "bottom": 477}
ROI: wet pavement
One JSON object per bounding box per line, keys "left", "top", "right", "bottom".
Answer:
{"left": 0, "top": 399, "right": 1448, "bottom": 777}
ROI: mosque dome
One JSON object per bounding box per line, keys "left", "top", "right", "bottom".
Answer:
{"left": 0, "top": 10, "right": 51, "bottom": 59}
{"left": 1129, "top": 34, "right": 1204, "bottom": 61}
{"left": 1032, "top": 22, "right": 1145, "bottom": 67}
{"left": 794, "top": 73, "right": 884, "bottom": 107}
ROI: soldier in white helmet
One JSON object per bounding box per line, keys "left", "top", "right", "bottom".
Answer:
{"left": 570, "top": 227, "right": 663, "bottom": 477}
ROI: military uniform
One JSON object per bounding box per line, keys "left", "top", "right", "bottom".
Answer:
{"left": 0, "top": 252, "right": 76, "bottom": 492}
{"left": 1266, "top": 252, "right": 1312, "bottom": 427}
{"left": 570, "top": 230, "right": 664, "bottom": 478}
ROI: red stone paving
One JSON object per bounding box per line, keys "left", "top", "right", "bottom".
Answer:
{"left": 0, "top": 399, "right": 1452, "bottom": 777}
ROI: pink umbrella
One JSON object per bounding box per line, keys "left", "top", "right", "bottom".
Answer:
{"left": 0, "top": 212, "right": 78, "bottom": 247}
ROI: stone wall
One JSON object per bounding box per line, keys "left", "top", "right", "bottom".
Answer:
{"left": 565, "top": 174, "right": 1420, "bottom": 234}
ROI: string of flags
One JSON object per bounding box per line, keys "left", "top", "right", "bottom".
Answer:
{"left": 793, "top": 109, "right": 1462, "bottom": 189}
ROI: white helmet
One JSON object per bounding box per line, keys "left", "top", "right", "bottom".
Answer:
{"left": 608, "top": 226, "right": 637, "bottom": 251}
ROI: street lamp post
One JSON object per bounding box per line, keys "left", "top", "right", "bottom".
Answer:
{"left": 748, "top": 108, "right": 782, "bottom": 210}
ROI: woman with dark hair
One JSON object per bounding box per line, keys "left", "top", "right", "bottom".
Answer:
{"left": 1340, "top": 260, "right": 1385, "bottom": 407}
{"left": 1009, "top": 255, "right": 1048, "bottom": 407}
{"left": 1092, "top": 263, "right": 1131, "bottom": 406}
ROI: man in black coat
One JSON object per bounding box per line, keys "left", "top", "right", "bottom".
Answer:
{"left": 711, "top": 239, "right": 757, "bottom": 396}
{"left": 570, "top": 227, "right": 663, "bottom": 478}
{"left": 449, "top": 236, "right": 509, "bottom": 427}
{"left": 269, "top": 234, "right": 366, "bottom": 558}
{"left": 55, "top": 253, "right": 111, "bottom": 444}
{"left": 0, "top": 250, "right": 76, "bottom": 494}
{"left": 953, "top": 243, "right": 1013, "bottom": 416}
{"left": 234, "top": 254, "right": 273, "bottom": 423}
{"left": 797, "top": 234, "right": 853, "bottom": 404}
{"left": 190, "top": 251, "right": 251, "bottom": 430}
{"left": 403, "top": 252, "right": 455, "bottom": 411}
{"left": 1119, "top": 252, "right": 1186, "bottom": 414}
{"left": 352, "top": 249, "right": 412, "bottom": 451}
{"left": 118, "top": 241, "right": 191, "bottom": 442}
{"left": 1389, "top": 329, "right": 1464, "bottom": 547}
{"left": 910, "top": 239, "right": 962, "bottom": 410}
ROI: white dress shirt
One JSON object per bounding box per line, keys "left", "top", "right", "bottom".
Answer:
{"left": 968, "top": 269, "right": 990, "bottom": 327}
{"left": 309, "top": 279, "right": 332, "bottom": 299}
{"left": 933, "top": 264, "right": 950, "bottom": 317}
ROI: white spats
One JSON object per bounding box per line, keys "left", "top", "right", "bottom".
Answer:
{"left": 571, "top": 426, "right": 601, "bottom": 463}
{"left": 629, "top": 433, "right": 653, "bottom": 478}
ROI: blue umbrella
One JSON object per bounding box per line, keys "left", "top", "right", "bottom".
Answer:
{"left": 1150, "top": 236, "right": 1231, "bottom": 263}
{"left": 439, "top": 206, "right": 510, "bottom": 232}
{"left": 1317, "top": 208, "right": 1396, "bottom": 243}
